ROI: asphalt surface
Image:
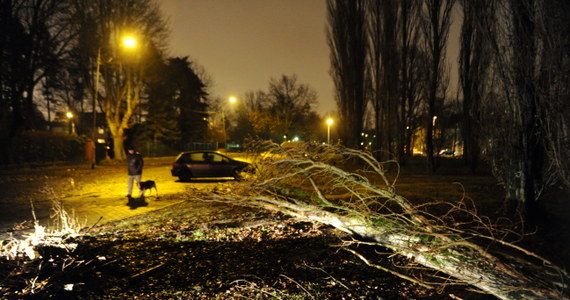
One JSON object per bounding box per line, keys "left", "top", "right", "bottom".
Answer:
{"left": 0, "top": 156, "right": 231, "bottom": 240}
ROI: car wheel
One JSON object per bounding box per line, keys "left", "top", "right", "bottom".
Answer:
{"left": 179, "top": 171, "right": 192, "bottom": 182}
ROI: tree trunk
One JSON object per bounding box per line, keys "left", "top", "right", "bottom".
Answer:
{"left": 113, "top": 132, "right": 125, "bottom": 161}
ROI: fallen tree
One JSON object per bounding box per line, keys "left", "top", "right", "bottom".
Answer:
{"left": 203, "top": 141, "right": 569, "bottom": 300}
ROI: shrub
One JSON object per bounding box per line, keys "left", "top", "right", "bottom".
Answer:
{"left": 13, "top": 131, "right": 86, "bottom": 163}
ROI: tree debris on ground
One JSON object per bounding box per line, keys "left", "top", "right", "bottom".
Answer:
{"left": 202, "top": 141, "right": 569, "bottom": 300}
{"left": 1, "top": 142, "right": 568, "bottom": 299}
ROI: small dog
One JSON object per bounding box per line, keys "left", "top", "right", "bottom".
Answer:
{"left": 138, "top": 180, "right": 158, "bottom": 197}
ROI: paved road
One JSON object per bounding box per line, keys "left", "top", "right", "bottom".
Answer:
{"left": 0, "top": 157, "right": 230, "bottom": 239}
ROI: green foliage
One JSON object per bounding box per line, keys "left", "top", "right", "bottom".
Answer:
{"left": 12, "top": 131, "right": 86, "bottom": 163}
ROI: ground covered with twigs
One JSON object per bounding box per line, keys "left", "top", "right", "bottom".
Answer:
{"left": 1, "top": 152, "right": 568, "bottom": 299}
{"left": 1, "top": 197, "right": 496, "bottom": 299}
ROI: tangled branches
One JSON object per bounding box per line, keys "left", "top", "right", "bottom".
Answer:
{"left": 216, "top": 141, "right": 569, "bottom": 300}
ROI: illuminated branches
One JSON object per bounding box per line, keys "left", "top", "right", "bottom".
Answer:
{"left": 214, "top": 141, "right": 569, "bottom": 299}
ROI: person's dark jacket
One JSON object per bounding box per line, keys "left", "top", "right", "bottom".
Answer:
{"left": 127, "top": 152, "right": 144, "bottom": 175}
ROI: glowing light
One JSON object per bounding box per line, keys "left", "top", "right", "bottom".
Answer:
{"left": 326, "top": 118, "right": 334, "bottom": 144}
{"left": 123, "top": 36, "right": 137, "bottom": 49}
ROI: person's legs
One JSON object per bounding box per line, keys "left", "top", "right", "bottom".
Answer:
{"left": 127, "top": 175, "right": 135, "bottom": 196}
{"left": 133, "top": 175, "right": 141, "bottom": 195}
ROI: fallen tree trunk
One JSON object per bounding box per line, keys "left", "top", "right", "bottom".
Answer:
{"left": 211, "top": 142, "right": 569, "bottom": 299}
{"left": 243, "top": 195, "right": 568, "bottom": 300}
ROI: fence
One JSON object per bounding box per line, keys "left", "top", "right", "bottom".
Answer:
{"left": 142, "top": 142, "right": 220, "bottom": 157}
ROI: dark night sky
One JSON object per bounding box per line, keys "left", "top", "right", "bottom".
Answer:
{"left": 159, "top": 0, "right": 335, "bottom": 115}
{"left": 159, "top": 0, "right": 460, "bottom": 116}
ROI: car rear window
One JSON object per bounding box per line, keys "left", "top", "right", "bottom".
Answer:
{"left": 177, "top": 153, "right": 207, "bottom": 163}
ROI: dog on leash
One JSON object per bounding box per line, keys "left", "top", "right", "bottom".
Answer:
{"left": 138, "top": 180, "right": 158, "bottom": 197}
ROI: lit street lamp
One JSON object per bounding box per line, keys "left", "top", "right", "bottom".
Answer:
{"left": 223, "top": 96, "right": 237, "bottom": 150}
{"left": 326, "top": 117, "right": 333, "bottom": 144}
{"left": 432, "top": 115, "right": 438, "bottom": 138}
{"left": 66, "top": 111, "right": 75, "bottom": 135}
{"left": 122, "top": 35, "right": 137, "bottom": 49}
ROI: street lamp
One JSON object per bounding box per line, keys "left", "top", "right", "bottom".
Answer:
{"left": 66, "top": 111, "right": 75, "bottom": 135}
{"left": 432, "top": 115, "right": 438, "bottom": 138}
{"left": 92, "top": 48, "right": 102, "bottom": 169}
{"left": 122, "top": 35, "right": 137, "bottom": 49}
{"left": 223, "top": 96, "right": 237, "bottom": 150}
{"left": 326, "top": 117, "right": 333, "bottom": 144}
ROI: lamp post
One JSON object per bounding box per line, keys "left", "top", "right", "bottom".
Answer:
{"left": 223, "top": 96, "right": 237, "bottom": 150}
{"left": 92, "top": 48, "right": 101, "bottom": 169}
{"left": 66, "top": 111, "right": 75, "bottom": 135}
{"left": 432, "top": 115, "right": 438, "bottom": 139}
{"left": 326, "top": 117, "right": 333, "bottom": 144}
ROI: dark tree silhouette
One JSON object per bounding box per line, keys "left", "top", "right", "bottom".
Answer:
{"left": 367, "top": 0, "right": 400, "bottom": 161}
{"left": 367, "top": 0, "right": 425, "bottom": 163}
{"left": 231, "top": 75, "right": 319, "bottom": 143}
{"left": 398, "top": 0, "right": 425, "bottom": 163}
{"left": 458, "top": 0, "right": 495, "bottom": 173}
{"left": 327, "top": 0, "right": 368, "bottom": 149}
{"left": 0, "top": 0, "right": 73, "bottom": 164}
{"left": 165, "top": 57, "right": 209, "bottom": 145}
{"left": 421, "top": 0, "right": 455, "bottom": 172}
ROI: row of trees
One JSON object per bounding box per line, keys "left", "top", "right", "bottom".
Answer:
{"left": 327, "top": 0, "right": 569, "bottom": 219}
{"left": 1, "top": 0, "right": 209, "bottom": 162}
{"left": 327, "top": 0, "right": 454, "bottom": 169}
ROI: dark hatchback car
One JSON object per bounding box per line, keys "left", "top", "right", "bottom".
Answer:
{"left": 171, "top": 151, "right": 250, "bottom": 181}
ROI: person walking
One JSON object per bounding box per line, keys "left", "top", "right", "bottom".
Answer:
{"left": 126, "top": 146, "right": 144, "bottom": 198}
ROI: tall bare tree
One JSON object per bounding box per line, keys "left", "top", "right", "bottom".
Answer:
{"left": 231, "top": 75, "right": 319, "bottom": 143}
{"left": 421, "top": 0, "right": 455, "bottom": 172}
{"left": 537, "top": 0, "right": 570, "bottom": 188}
{"left": 367, "top": 0, "right": 400, "bottom": 160}
{"left": 479, "top": 0, "right": 570, "bottom": 219}
{"left": 367, "top": 0, "right": 424, "bottom": 163}
{"left": 398, "top": 1, "right": 425, "bottom": 162}
{"left": 74, "top": 0, "right": 168, "bottom": 160}
{"left": 458, "top": 0, "right": 495, "bottom": 173}
{"left": 327, "top": 0, "right": 369, "bottom": 149}
{"left": 268, "top": 74, "right": 318, "bottom": 140}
